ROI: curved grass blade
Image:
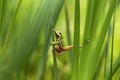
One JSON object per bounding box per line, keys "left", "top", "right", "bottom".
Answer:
{"left": 0, "top": 0, "right": 7, "bottom": 50}
{"left": 3, "top": 0, "right": 22, "bottom": 48}
{"left": 35, "top": 0, "right": 64, "bottom": 80}
{"left": 110, "top": 0, "right": 116, "bottom": 79}
{"left": 105, "top": 55, "right": 120, "bottom": 80}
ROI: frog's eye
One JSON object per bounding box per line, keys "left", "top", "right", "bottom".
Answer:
{"left": 55, "top": 32, "right": 61, "bottom": 38}
{"left": 58, "top": 32, "right": 63, "bottom": 39}
{"left": 58, "top": 32, "right": 61, "bottom": 35}
{"left": 54, "top": 30, "right": 62, "bottom": 39}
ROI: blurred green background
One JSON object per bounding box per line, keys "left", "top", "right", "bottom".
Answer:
{"left": 0, "top": 0, "right": 120, "bottom": 80}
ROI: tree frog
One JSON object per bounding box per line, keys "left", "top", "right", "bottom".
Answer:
{"left": 50, "top": 29, "right": 82, "bottom": 55}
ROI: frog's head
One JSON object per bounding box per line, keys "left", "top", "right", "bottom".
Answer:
{"left": 52, "top": 29, "right": 63, "bottom": 40}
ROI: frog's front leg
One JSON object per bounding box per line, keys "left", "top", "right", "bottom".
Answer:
{"left": 49, "top": 41, "right": 59, "bottom": 46}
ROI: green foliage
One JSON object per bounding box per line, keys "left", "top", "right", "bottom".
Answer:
{"left": 0, "top": 0, "right": 120, "bottom": 80}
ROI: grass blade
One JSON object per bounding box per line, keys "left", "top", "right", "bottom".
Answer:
{"left": 36, "top": 0, "right": 64, "bottom": 80}
{"left": 106, "top": 55, "right": 120, "bottom": 80}
{"left": 79, "top": 0, "right": 96, "bottom": 79}
{"left": 87, "top": 0, "right": 117, "bottom": 79}
{"left": 79, "top": 0, "right": 117, "bottom": 79}
{"left": 0, "top": 0, "right": 7, "bottom": 45}
{"left": 52, "top": 34, "right": 59, "bottom": 80}
{"left": 110, "top": 1, "right": 116, "bottom": 79}
{"left": 65, "top": 3, "right": 72, "bottom": 63}
{"left": 71, "top": 0, "right": 80, "bottom": 80}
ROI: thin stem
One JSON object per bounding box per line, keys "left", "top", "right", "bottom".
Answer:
{"left": 52, "top": 32, "right": 59, "bottom": 80}
{"left": 104, "top": 26, "right": 111, "bottom": 78}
